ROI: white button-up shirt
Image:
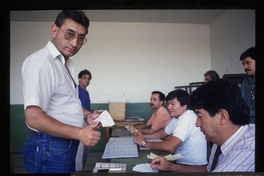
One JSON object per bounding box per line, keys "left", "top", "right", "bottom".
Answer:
{"left": 22, "top": 41, "right": 83, "bottom": 130}
{"left": 165, "top": 110, "right": 207, "bottom": 165}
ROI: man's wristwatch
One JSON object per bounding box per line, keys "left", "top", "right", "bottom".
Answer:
{"left": 84, "top": 112, "right": 92, "bottom": 122}
{"left": 141, "top": 140, "right": 146, "bottom": 147}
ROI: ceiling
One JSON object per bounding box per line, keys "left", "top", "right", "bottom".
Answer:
{"left": 10, "top": 9, "right": 226, "bottom": 24}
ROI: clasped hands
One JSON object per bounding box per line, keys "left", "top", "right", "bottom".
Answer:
{"left": 133, "top": 130, "right": 144, "bottom": 145}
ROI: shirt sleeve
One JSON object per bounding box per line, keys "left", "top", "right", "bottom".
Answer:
{"left": 172, "top": 116, "right": 194, "bottom": 142}
{"left": 151, "top": 114, "right": 170, "bottom": 131}
{"left": 22, "top": 57, "right": 54, "bottom": 112}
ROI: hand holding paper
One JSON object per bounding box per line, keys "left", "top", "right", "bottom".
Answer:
{"left": 94, "top": 110, "right": 115, "bottom": 127}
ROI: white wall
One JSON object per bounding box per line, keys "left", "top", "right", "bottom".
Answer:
{"left": 210, "top": 10, "right": 255, "bottom": 77}
{"left": 10, "top": 10, "right": 255, "bottom": 104}
{"left": 10, "top": 21, "right": 210, "bottom": 104}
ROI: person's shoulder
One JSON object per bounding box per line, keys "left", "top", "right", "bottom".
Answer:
{"left": 245, "top": 124, "right": 255, "bottom": 136}
{"left": 180, "top": 110, "right": 197, "bottom": 123}
{"left": 160, "top": 106, "right": 169, "bottom": 112}
{"left": 23, "top": 46, "right": 52, "bottom": 68}
{"left": 185, "top": 110, "right": 196, "bottom": 116}
{"left": 235, "top": 124, "right": 255, "bottom": 145}
{"left": 242, "top": 75, "right": 253, "bottom": 82}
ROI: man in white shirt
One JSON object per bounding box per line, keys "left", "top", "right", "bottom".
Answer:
{"left": 22, "top": 10, "right": 101, "bottom": 173}
{"left": 134, "top": 89, "right": 207, "bottom": 166}
{"left": 151, "top": 79, "right": 255, "bottom": 172}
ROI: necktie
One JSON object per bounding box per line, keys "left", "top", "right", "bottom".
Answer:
{"left": 210, "top": 145, "right": 222, "bottom": 172}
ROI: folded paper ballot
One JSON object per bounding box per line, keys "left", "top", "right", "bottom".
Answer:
{"left": 147, "top": 152, "right": 183, "bottom": 161}
{"left": 94, "top": 110, "right": 115, "bottom": 127}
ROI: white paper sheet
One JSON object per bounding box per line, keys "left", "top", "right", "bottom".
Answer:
{"left": 94, "top": 110, "right": 115, "bottom": 127}
{"left": 132, "top": 163, "right": 158, "bottom": 173}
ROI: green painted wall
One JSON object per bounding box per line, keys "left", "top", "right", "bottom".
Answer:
{"left": 10, "top": 103, "right": 153, "bottom": 153}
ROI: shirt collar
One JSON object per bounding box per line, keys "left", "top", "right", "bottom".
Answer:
{"left": 46, "top": 41, "right": 66, "bottom": 64}
{"left": 154, "top": 106, "right": 163, "bottom": 114}
{"left": 220, "top": 125, "right": 244, "bottom": 156}
{"left": 46, "top": 41, "right": 74, "bottom": 75}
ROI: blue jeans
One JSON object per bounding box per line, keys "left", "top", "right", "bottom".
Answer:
{"left": 23, "top": 131, "right": 79, "bottom": 173}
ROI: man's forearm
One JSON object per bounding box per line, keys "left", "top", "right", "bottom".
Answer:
{"left": 25, "top": 106, "right": 81, "bottom": 140}
{"left": 144, "top": 141, "right": 172, "bottom": 153}
{"left": 144, "top": 130, "right": 167, "bottom": 139}
{"left": 138, "top": 128, "right": 155, "bottom": 134}
{"left": 134, "top": 123, "right": 147, "bottom": 129}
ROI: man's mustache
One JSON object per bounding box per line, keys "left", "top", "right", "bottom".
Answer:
{"left": 245, "top": 69, "right": 250, "bottom": 72}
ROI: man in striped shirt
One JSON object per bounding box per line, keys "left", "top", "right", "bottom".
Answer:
{"left": 150, "top": 78, "right": 255, "bottom": 172}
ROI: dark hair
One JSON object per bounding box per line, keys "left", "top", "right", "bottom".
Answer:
{"left": 151, "top": 91, "right": 166, "bottom": 105}
{"left": 240, "top": 46, "right": 255, "bottom": 61}
{"left": 190, "top": 79, "right": 250, "bottom": 125}
{"left": 165, "top": 89, "right": 190, "bottom": 109}
{"left": 78, "top": 69, "right": 92, "bottom": 79}
{"left": 55, "top": 10, "right": 90, "bottom": 34}
{"left": 203, "top": 70, "right": 220, "bottom": 81}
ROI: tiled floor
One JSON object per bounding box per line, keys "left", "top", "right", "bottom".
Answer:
{"left": 12, "top": 151, "right": 105, "bottom": 174}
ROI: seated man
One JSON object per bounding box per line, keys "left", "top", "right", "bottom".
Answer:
{"left": 134, "top": 89, "right": 207, "bottom": 166}
{"left": 150, "top": 79, "right": 255, "bottom": 172}
{"left": 129, "top": 91, "right": 171, "bottom": 134}
{"left": 203, "top": 70, "right": 220, "bottom": 83}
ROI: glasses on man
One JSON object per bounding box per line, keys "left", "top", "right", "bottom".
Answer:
{"left": 58, "top": 27, "right": 87, "bottom": 45}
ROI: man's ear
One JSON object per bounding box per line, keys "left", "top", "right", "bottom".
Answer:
{"left": 182, "top": 104, "right": 187, "bottom": 111}
{"left": 51, "top": 24, "right": 59, "bottom": 38}
{"left": 219, "top": 109, "right": 229, "bottom": 125}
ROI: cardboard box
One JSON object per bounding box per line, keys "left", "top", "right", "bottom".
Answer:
{"left": 109, "top": 102, "right": 126, "bottom": 121}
